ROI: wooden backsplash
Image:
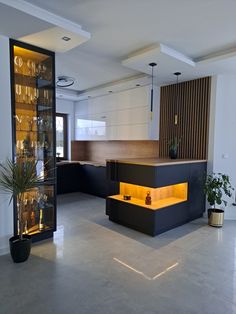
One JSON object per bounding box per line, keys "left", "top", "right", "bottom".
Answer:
{"left": 71, "top": 140, "right": 159, "bottom": 162}
{"left": 159, "top": 77, "right": 211, "bottom": 159}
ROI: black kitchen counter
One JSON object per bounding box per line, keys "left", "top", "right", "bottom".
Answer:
{"left": 106, "top": 159, "right": 207, "bottom": 236}
{"left": 56, "top": 160, "right": 116, "bottom": 197}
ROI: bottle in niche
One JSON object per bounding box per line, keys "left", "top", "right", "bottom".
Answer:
{"left": 145, "top": 191, "right": 152, "bottom": 205}
{"left": 30, "top": 210, "right": 36, "bottom": 227}
{"left": 24, "top": 220, "right": 28, "bottom": 234}
{"left": 22, "top": 200, "right": 29, "bottom": 231}
{"left": 30, "top": 198, "right": 35, "bottom": 227}
{"left": 39, "top": 208, "right": 44, "bottom": 231}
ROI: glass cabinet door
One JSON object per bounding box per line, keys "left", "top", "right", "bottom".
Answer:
{"left": 10, "top": 40, "right": 56, "bottom": 240}
{"left": 19, "top": 185, "right": 55, "bottom": 236}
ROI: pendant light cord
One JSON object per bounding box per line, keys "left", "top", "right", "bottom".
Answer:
{"left": 151, "top": 65, "right": 154, "bottom": 113}
{"left": 149, "top": 62, "right": 157, "bottom": 119}
{"left": 176, "top": 74, "right": 179, "bottom": 119}
{"left": 174, "top": 72, "right": 181, "bottom": 126}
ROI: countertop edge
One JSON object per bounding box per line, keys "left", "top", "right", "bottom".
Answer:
{"left": 57, "top": 160, "right": 106, "bottom": 167}
{"left": 106, "top": 159, "right": 207, "bottom": 166}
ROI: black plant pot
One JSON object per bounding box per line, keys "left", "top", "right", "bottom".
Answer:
{"left": 169, "top": 149, "right": 178, "bottom": 159}
{"left": 9, "top": 235, "right": 32, "bottom": 263}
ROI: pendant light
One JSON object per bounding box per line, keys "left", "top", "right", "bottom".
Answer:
{"left": 174, "top": 72, "right": 181, "bottom": 125}
{"left": 149, "top": 62, "right": 157, "bottom": 120}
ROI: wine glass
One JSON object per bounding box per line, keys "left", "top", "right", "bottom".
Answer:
{"left": 27, "top": 59, "right": 36, "bottom": 76}
{"left": 15, "top": 84, "right": 22, "bottom": 103}
{"left": 43, "top": 90, "right": 49, "bottom": 105}
{"left": 32, "top": 116, "right": 37, "bottom": 131}
{"left": 35, "top": 63, "right": 43, "bottom": 78}
{"left": 16, "top": 140, "right": 21, "bottom": 156}
{"left": 25, "top": 115, "right": 33, "bottom": 131}
{"left": 42, "top": 64, "right": 47, "bottom": 80}
{"left": 15, "top": 114, "right": 23, "bottom": 131}
{"left": 14, "top": 56, "right": 23, "bottom": 74}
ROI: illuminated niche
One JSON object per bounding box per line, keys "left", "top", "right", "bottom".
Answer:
{"left": 109, "top": 182, "right": 188, "bottom": 210}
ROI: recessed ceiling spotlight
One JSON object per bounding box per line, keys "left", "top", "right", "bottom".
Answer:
{"left": 62, "top": 36, "right": 71, "bottom": 42}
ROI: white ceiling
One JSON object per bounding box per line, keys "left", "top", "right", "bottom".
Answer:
{"left": 2, "top": 0, "right": 236, "bottom": 92}
{"left": 0, "top": 2, "right": 52, "bottom": 37}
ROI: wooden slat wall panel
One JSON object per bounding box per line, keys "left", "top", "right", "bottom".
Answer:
{"left": 159, "top": 77, "right": 211, "bottom": 159}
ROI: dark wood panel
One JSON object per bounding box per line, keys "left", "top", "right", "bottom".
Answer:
{"left": 159, "top": 77, "right": 211, "bottom": 159}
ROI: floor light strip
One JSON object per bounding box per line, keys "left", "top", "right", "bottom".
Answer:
{"left": 152, "top": 263, "right": 179, "bottom": 280}
{"left": 113, "top": 257, "right": 152, "bottom": 280}
{"left": 113, "top": 257, "right": 179, "bottom": 281}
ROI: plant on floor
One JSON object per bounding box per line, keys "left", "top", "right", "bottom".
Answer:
{"left": 204, "top": 172, "right": 234, "bottom": 227}
{"left": 0, "top": 158, "right": 43, "bottom": 262}
{"left": 204, "top": 173, "right": 233, "bottom": 209}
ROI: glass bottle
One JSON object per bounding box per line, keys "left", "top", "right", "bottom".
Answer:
{"left": 39, "top": 208, "right": 44, "bottom": 231}
{"left": 24, "top": 220, "right": 28, "bottom": 234}
{"left": 145, "top": 191, "right": 152, "bottom": 205}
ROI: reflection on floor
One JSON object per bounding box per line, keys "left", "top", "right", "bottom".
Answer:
{"left": 0, "top": 192, "right": 236, "bottom": 314}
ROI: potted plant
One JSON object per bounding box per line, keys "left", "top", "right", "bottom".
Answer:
{"left": 168, "top": 137, "right": 180, "bottom": 159}
{"left": 0, "top": 158, "right": 43, "bottom": 262}
{"left": 204, "top": 172, "right": 234, "bottom": 227}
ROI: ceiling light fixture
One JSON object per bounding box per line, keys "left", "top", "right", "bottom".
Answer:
{"left": 56, "top": 76, "right": 75, "bottom": 88}
{"left": 62, "top": 36, "right": 71, "bottom": 42}
{"left": 149, "top": 62, "right": 157, "bottom": 120}
{"left": 173, "top": 72, "right": 181, "bottom": 125}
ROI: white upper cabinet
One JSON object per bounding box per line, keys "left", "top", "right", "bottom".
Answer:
{"left": 74, "top": 85, "right": 160, "bottom": 140}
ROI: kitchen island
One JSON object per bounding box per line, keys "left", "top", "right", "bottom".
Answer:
{"left": 106, "top": 158, "right": 207, "bottom": 236}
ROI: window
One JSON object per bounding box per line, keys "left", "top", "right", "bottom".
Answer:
{"left": 56, "top": 113, "right": 68, "bottom": 160}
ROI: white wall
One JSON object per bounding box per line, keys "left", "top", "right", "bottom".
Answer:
{"left": 0, "top": 35, "right": 13, "bottom": 254}
{"left": 74, "top": 85, "right": 160, "bottom": 140}
{"left": 209, "top": 75, "right": 236, "bottom": 219}
{"left": 56, "top": 98, "right": 75, "bottom": 159}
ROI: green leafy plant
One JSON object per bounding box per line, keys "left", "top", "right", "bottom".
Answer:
{"left": 168, "top": 137, "right": 181, "bottom": 151}
{"left": 0, "top": 158, "right": 43, "bottom": 240}
{"left": 204, "top": 173, "right": 234, "bottom": 210}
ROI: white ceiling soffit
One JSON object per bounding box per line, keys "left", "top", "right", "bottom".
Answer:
{"left": 20, "top": 27, "right": 89, "bottom": 53}
{"left": 77, "top": 74, "right": 151, "bottom": 100}
{"left": 122, "top": 43, "right": 236, "bottom": 85}
{"left": 122, "top": 43, "right": 195, "bottom": 78}
{"left": 196, "top": 48, "right": 236, "bottom": 65}
{"left": 0, "top": 0, "right": 90, "bottom": 51}
{"left": 56, "top": 74, "right": 151, "bottom": 101}
{"left": 123, "top": 43, "right": 195, "bottom": 68}
{"left": 56, "top": 87, "right": 79, "bottom": 101}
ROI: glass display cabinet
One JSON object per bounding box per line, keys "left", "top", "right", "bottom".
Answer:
{"left": 10, "top": 39, "right": 56, "bottom": 242}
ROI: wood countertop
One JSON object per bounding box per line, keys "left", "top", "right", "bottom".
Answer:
{"left": 106, "top": 158, "right": 207, "bottom": 166}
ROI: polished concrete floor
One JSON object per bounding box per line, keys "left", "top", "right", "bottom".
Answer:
{"left": 1, "top": 192, "right": 236, "bottom": 314}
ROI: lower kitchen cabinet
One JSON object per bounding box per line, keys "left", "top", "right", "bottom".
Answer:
{"left": 57, "top": 162, "right": 117, "bottom": 198}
